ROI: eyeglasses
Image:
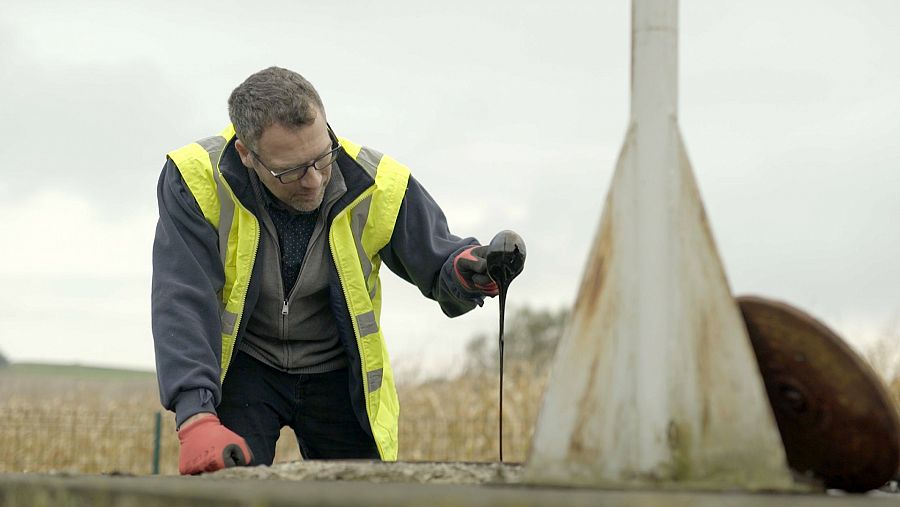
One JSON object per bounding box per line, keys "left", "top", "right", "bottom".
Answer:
{"left": 249, "top": 125, "right": 342, "bottom": 184}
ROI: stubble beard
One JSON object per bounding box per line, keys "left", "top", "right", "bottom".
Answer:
{"left": 289, "top": 189, "right": 325, "bottom": 213}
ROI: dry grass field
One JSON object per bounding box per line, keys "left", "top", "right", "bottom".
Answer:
{"left": 0, "top": 367, "right": 173, "bottom": 474}
{"left": 0, "top": 322, "right": 897, "bottom": 476}
{"left": 0, "top": 360, "right": 547, "bottom": 475}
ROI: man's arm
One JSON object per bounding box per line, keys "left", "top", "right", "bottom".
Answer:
{"left": 379, "top": 175, "right": 486, "bottom": 317}
{"left": 151, "top": 158, "right": 226, "bottom": 428}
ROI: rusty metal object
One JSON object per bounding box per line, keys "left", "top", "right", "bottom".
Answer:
{"left": 738, "top": 296, "right": 900, "bottom": 492}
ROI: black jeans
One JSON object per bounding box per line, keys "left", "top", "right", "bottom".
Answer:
{"left": 217, "top": 351, "right": 380, "bottom": 465}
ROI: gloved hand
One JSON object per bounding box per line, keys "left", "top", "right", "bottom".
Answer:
{"left": 454, "top": 245, "right": 500, "bottom": 296}
{"left": 177, "top": 414, "right": 253, "bottom": 475}
{"left": 454, "top": 230, "right": 526, "bottom": 297}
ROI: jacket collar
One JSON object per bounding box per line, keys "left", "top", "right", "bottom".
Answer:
{"left": 247, "top": 156, "right": 347, "bottom": 216}
{"left": 218, "top": 136, "right": 370, "bottom": 219}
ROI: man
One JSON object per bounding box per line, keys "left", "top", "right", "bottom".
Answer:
{"left": 152, "top": 66, "right": 525, "bottom": 474}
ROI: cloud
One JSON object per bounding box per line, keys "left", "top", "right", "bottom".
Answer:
{"left": 0, "top": 0, "right": 898, "bottom": 373}
{"left": 0, "top": 21, "right": 210, "bottom": 215}
{"left": 0, "top": 189, "right": 156, "bottom": 278}
{"left": 0, "top": 190, "right": 156, "bottom": 369}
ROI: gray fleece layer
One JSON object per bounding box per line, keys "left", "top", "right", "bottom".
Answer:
{"left": 239, "top": 167, "right": 348, "bottom": 374}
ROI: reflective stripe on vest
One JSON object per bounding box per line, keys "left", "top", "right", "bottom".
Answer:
{"left": 167, "top": 124, "right": 257, "bottom": 385}
{"left": 330, "top": 137, "right": 410, "bottom": 461}
{"left": 166, "top": 126, "right": 409, "bottom": 461}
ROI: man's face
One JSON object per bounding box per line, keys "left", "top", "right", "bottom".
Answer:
{"left": 236, "top": 110, "right": 333, "bottom": 212}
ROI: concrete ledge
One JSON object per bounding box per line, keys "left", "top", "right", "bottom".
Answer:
{"left": 2, "top": 472, "right": 898, "bottom": 507}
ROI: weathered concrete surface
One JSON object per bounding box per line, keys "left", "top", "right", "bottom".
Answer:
{"left": 209, "top": 460, "right": 523, "bottom": 484}
{"left": 2, "top": 463, "right": 899, "bottom": 507}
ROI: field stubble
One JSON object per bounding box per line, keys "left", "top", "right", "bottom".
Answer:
{"left": 0, "top": 361, "right": 547, "bottom": 475}
{"left": 3, "top": 320, "right": 897, "bottom": 476}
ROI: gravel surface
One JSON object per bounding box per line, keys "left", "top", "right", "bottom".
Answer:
{"left": 209, "top": 460, "right": 524, "bottom": 485}
{"left": 207, "top": 460, "right": 900, "bottom": 497}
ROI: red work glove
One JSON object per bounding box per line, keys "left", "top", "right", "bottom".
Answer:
{"left": 177, "top": 415, "right": 253, "bottom": 475}
{"left": 453, "top": 245, "right": 500, "bottom": 296}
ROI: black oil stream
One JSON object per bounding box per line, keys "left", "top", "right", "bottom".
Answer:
{"left": 485, "top": 231, "right": 525, "bottom": 463}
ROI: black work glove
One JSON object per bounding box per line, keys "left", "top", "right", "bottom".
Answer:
{"left": 453, "top": 230, "right": 526, "bottom": 297}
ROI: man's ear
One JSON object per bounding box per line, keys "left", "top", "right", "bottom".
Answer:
{"left": 234, "top": 138, "right": 254, "bottom": 168}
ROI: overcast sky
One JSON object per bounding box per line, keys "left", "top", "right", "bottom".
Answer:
{"left": 0, "top": 0, "right": 897, "bottom": 376}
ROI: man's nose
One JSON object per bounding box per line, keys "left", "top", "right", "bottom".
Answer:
{"left": 298, "top": 167, "right": 323, "bottom": 188}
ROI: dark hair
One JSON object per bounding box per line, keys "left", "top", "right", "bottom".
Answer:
{"left": 228, "top": 66, "right": 325, "bottom": 151}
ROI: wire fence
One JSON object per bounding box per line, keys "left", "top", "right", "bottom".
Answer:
{"left": 0, "top": 408, "right": 176, "bottom": 475}
{"left": 0, "top": 408, "right": 308, "bottom": 475}
{"left": 3, "top": 332, "right": 897, "bottom": 476}
{"left": 0, "top": 364, "right": 547, "bottom": 475}
{"left": 0, "top": 372, "right": 181, "bottom": 475}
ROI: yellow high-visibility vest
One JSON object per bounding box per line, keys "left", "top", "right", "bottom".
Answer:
{"left": 166, "top": 124, "right": 409, "bottom": 460}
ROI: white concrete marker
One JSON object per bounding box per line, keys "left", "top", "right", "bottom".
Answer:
{"left": 524, "top": 0, "right": 795, "bottom": 490}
